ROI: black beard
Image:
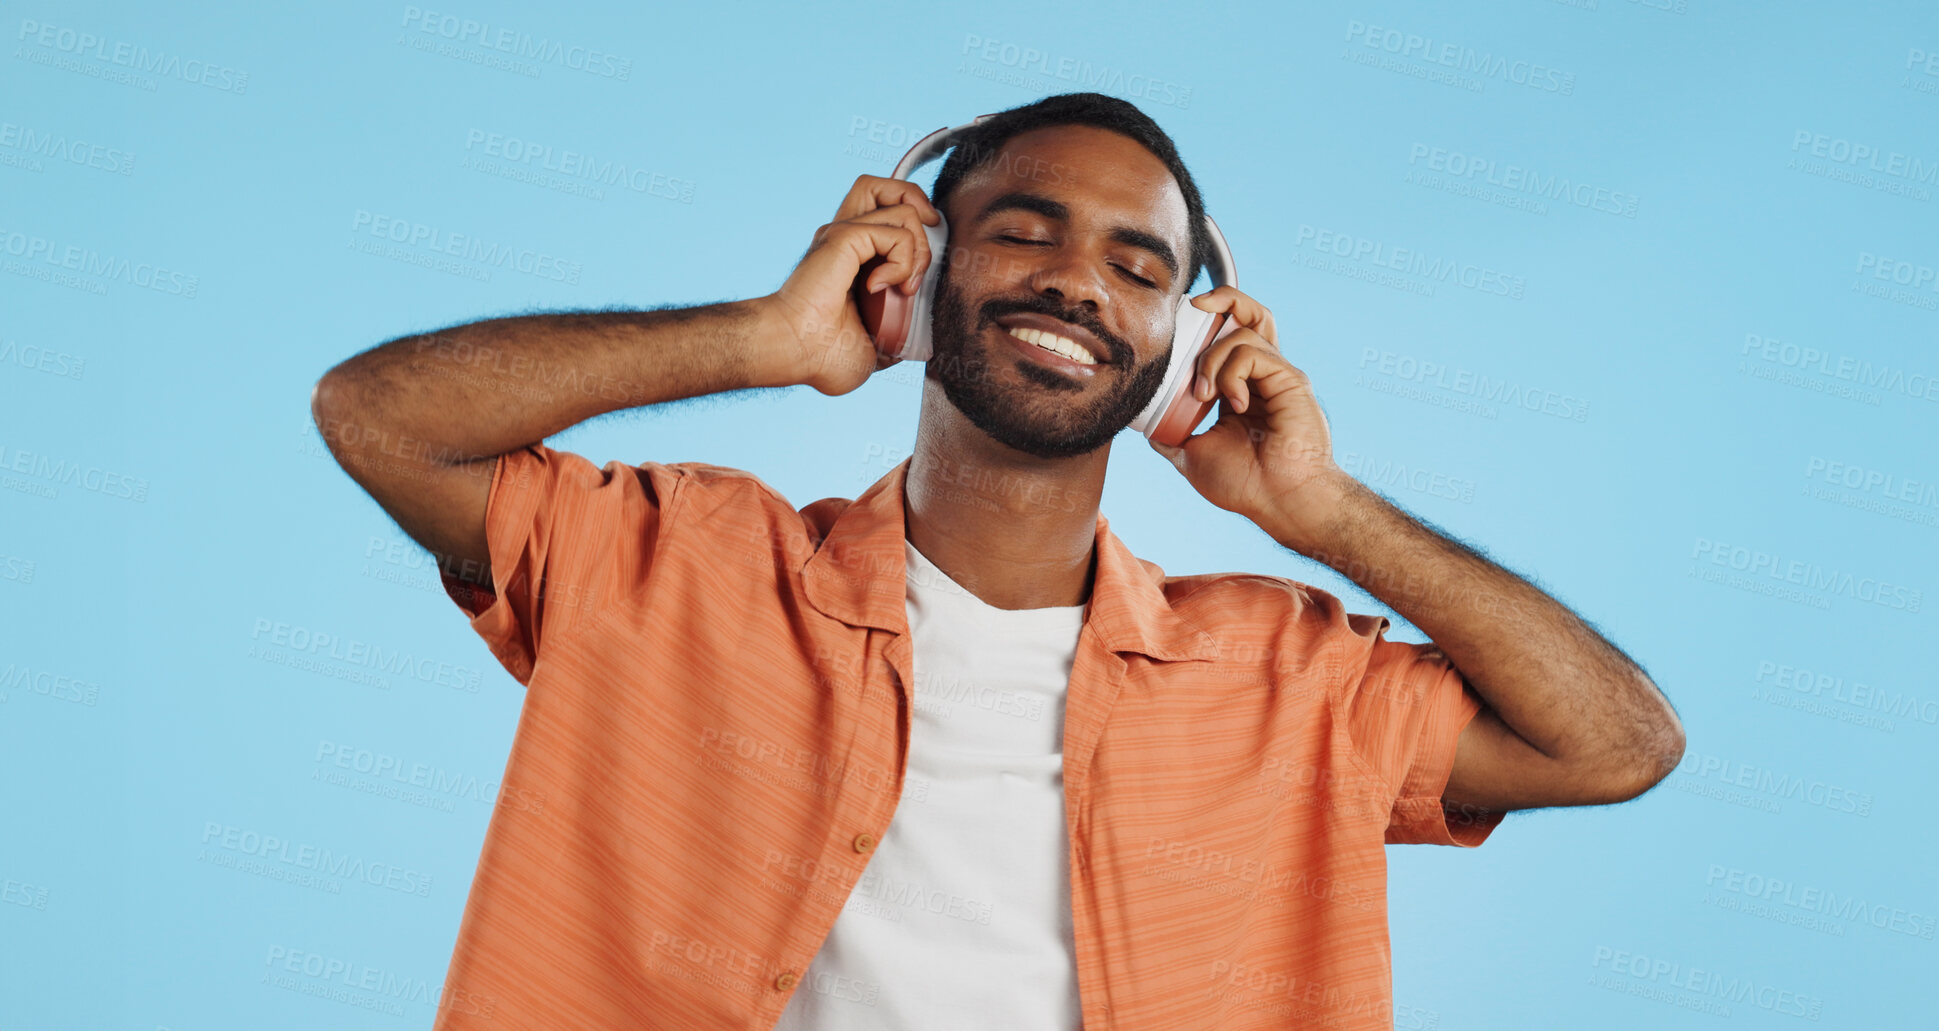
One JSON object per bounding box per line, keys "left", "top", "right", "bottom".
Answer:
{"left": 924, "top": 258, "right": 1171, "bottom": 460}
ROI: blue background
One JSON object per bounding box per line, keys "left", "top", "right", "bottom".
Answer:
{"left": 4, "top": 0, "right": 1935, "bottom": 1027}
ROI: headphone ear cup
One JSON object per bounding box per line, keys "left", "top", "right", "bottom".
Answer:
{"left": 895, "top": 215, "right": 948, "bottom": 363}
{"left": 853, "top": 257, "right": 910, "bottom": 358}
{"left": 1138, "top": 296, "right": 1231, "bottom": 447}
{"left": 853, "top": 215, "right": 948, "bottom": 364}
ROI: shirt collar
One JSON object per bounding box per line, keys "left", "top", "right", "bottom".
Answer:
{"left": 801, "top": 456, "right": 1219, "bottom": 663}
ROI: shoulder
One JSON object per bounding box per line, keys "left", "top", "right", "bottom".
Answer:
{"left": 514, "top": 447, "right": 818, "bottom": 542}
{"left": 1162, "top": 567, "right": 1355, "bottom": 630}
{"left": 1160, "top": 567, "right": 1394, "bottom": 672}
{"left": 574, "top": 456, "right": 792, "bottom": 516}
{"left": 635, "top": 460, "right": 856, "bottom": 556}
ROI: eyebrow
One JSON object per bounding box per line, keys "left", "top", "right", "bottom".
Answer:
{"left": 973, "top": 191, "right": 1181, "bottom": 282}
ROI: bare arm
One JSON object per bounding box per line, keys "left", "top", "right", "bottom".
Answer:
{"left": 310, "top": 302, "right": 793, "bottom": 588}
{"left": 1275, "top": 475, "right": 1687, "bottom": 811}
{"left": 310, "top": 173, "right": 943, "bottom": 590}
{"left": 1145, "top": 286, "right": 1682, "bottom": 815}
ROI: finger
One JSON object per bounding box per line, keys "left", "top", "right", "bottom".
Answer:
{"left": 844, "top": 203, "right": 932, "bottom": 294}
{"left": 1213, "top": 345, "right": 1253, "bottom": 413}
{"left": 1205, "top": 337, "right": 1306, "bottom": 415}
{"left": 1147, "top": 435, "right": 1187, "bottom": 472}
{"left": 835, "top": 175, "right": 943, "bottom": 227}
{"left": 1190, "top": 285, "right": 1277, "bottom": 346}
{"left": 835, "top": 221, "right": 917, "bottom": 295}
{"left": 1193, "top": 326, "right": 1274, "bottom": 403}
{"left": 828, "top": 222, "right": 917, "bottom": 295}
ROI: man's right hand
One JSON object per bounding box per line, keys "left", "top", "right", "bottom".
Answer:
{"left": 759, "top": 175, "right": 943, "bottom": 397}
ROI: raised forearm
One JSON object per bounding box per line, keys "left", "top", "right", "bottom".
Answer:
{"left": 314, "top": 299, "right": 794, "bottom": 465}
{"left": 1269, "top": 474, "right": 1682, "bottom": 779}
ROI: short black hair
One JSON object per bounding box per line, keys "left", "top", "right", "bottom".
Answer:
{"left": 927, "top": 92, "right": 1213, "bottom": 294}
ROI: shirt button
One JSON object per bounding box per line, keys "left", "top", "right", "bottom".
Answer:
{"left": 775, "top": 971, "right": 799, "bottom": 991}
{"left": 852, "top": 832, "right": 876, "bottom": 853}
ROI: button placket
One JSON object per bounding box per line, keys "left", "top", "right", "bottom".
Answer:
{"left": 1067, "top": 638, "right": 1130, "bottom": 1031}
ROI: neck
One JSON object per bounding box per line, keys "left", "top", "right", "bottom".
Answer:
{"left": 903, "top": 392, "right": 1108, "bottom": 611}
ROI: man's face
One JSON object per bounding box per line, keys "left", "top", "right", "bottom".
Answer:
{"left": 925, "top": 125, "right": 1194, "bottom": 460}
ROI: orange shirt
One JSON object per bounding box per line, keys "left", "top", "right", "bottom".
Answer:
{"left": 432, "top": 442, "right": 1501, "bottom": 1031}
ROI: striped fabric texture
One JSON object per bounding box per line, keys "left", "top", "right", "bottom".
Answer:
{"left": 432, "top": 442, "right": 1501, "bottom": 1030}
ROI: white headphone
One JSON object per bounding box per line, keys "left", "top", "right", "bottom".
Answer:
{"left": 853, "top": 114, "right": 1241, "bottom": 447}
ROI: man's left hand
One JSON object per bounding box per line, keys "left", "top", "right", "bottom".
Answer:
{"left": 1147, "top": 286, "right": 1349, "bottom": 552}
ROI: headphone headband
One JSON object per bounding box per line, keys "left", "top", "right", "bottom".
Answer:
{"left": 890, "top": 116, "right": 1237, "bottom": 291}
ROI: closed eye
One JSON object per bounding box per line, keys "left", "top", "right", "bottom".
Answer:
{"left": 1000, "top": 236, "right": 1158, "bottom": 289}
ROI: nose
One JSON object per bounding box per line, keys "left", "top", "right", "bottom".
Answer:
{"left": 1023, "top": 244, "right": 1109, "bottom": 316}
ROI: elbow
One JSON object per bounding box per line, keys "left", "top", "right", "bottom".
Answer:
{"left": 310, "top": 371, "right": 365, "bottom": 453}
{"left": 1659, "top": 710, "right": 1688, "bottom": 774}
{"left": 1638, "top": 677, "right": 1687, "bottom": 795}
{"left": 1564, "top": 678, "right": 1685, "bottom": 806}
{"left": 1598, "top": 701, "right": 1687, "bottom": 805}
{"left": 310, "top": 375, "right": 334, "bottom": 431}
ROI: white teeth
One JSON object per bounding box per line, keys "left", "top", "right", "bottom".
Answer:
{"left": 1009, "top": 326, "right": 1096, "bottom": 365}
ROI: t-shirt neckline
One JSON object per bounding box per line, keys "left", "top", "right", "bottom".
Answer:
{"left": 903, "top": 538, "right": 1088, "bottom": 622}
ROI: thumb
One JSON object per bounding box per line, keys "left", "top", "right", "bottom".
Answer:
{"left": 1148, "top": 436, "right": 1187, "bottom": 474}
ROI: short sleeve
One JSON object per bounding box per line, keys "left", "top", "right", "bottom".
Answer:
{"left": 438, "top": 442, "right": 686, "bottom": 686}
{"left": 1334, "top": 612, "right": 1504, "bottom": 847}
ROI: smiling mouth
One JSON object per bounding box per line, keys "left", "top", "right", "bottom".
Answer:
{"left": 1004, "top": 326, "right": 1100, "bottom": 366}
{"left": 995, "top": 329, "right": 1107, "bottom": 385}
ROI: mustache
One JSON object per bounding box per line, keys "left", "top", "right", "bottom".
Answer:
{"left": 977, "top": 295, "right": 1128, "bottom": 366}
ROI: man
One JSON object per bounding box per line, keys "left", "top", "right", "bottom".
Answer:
{"left": 312, "top": 92, "right": 1684, "bottom": 1031}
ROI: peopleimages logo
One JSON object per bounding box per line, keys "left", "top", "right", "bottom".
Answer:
{"left": 1803, "top": 457, "right": 1939, "bottom": 508}
{"left": 14, "top": 18, "right": 249, "bottom": 93}
{"left": 0, "top": 337, "right": 86, "bottom": 380}
{"left": 0, "top": 442, "right": 150, "bottom": 500}
{"left": 1739, "top": 333, "right": 1939, "bottom": 405}
{"left": 1338, "top": 451, "right": 1478, "bottom": 504}
{"left": 200, "top": 822, "right": 434, "bottom": 897}
{"left": 0, "top": 662, "right": 101, "bottom": 706}
{"left": 1690, "top": 538, "right": 1922, "bottom": 612}
{"left": 1704, "top": 865, "right": 1936, "bottom": 940}
{"left": 1790, "top": 131, "right": 1939, "bottom": 186}
{"left": 462, "top": 129, "right": 694, "bottom": 203}
{"left": 398, "top": 6, "right": 632, "bottom": 79}
{"left": 0, "top": 121, "right": 135, "bottom": 174}
{"left": 1756, "top": 659, "right": 1939, "bottom": 729}
{"left": 249, "top": 617, "right": 483, "bottom": 691}
{"left": 1356, "top": 349, "right": 1587, "bottom": 421}
{"left": 261, "top": 944, "right": 440, "bottom": 1017}
{"left": 1675, "top": 750, "right": 1874, "bottom": 817}
{"left": 315, "top": 740, "right": 507, "bottom": 805}
{"left": 957, "top": 33, "right": 1192, "bottom": 109}
{"left": 1344, "top": 21, "right": 1576, "bottom": 94}
{"left": 1296, "top": 226, "right": 1528, "bottom": 299}
{"left": 1407, "top": 143, "right": 1639, "bottom": 218}
{"left": 348, "top": 209, "right": 582, "bottom": 284}
{"left": 0, "top": 224, "right": 198, "bottom": 298}
{"left": 1588, "top": 947, "right": 1824, "bottom": 1021}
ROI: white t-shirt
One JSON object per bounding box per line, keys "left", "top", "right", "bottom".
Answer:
{"left": 772, "top": 537, "right": 1087, "bottom": 1031}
